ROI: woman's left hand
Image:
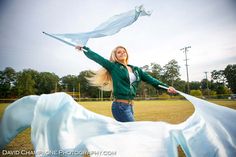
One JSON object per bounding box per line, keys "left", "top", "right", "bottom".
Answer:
{"left": 167, "top": 86, "right": 177, "bottom": 94}
{"left": 75, "top": 45, "right": 83, "bottom": 51}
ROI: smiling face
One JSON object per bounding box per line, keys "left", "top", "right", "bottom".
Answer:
{"left": 115, "top": 47, "right": 128, "bottom": 65}
{"left": 110, "top": 46, "right": 129, "bottom": 65}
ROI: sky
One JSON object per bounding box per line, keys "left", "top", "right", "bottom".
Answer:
{"left": 0, "top": 0, "right": 236, "bottom": 82}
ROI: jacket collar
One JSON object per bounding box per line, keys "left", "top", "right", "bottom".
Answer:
{"left": 115, "top": 61, "right": 133, "bottom": 68}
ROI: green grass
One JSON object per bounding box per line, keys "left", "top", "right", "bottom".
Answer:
{"left": 81, "top": 100, "right": 195, "bottom": 123}
{"left": 0, "top": 100, "right": 235, "bottom": 157}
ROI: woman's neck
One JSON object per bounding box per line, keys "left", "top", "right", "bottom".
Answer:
{"left": 118, "top": 60, "right": 127, "bottom": 66}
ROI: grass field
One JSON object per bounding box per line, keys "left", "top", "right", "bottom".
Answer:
{"left": 0, "top": 99, "right": 236, "bottom": 157}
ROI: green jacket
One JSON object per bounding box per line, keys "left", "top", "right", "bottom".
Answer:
{"left": 83, "top": 47, "right": 169, "bottom": 100}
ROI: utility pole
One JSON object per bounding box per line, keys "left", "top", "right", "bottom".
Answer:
{"left": 204, "top": 72, "right": 210, "bottom": 98}
{"left": 180, "top": 46, "right": 191, "bottom": 94}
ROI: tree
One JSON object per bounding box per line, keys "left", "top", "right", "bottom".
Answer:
{"left": 15, "top": 69, "right": 37, "bottom": 96}
{"left": 189, "top": 81, "right": 201, "bottom": 90}
{"left": 141, "top": 65, "right": 150, "bottom": 72}
{"left": 224, "top": 64, "right": 236, "bottom": 93}
{"left": 0, "top": 67, "right": 16, "bottom": 98}
{"left": 162, "top": 59, "right": 181, "bottom": 86}
{"left": 77, "top": 70, "right": 107, "bottom": 98}
{"left": 139, "top": 61, "right": 181, "bottom": 96}
{"left": 201, "top": 79, "right": 211, "bottom": 90}
{"left": 139, "top": 63, "right": 162, "bottom": 97}
{"left": 60, "top": 71, "right": 101, "bottom": 98}
{"left": 37, "top": 72, "right": 59, "bottom": 94}
{"left": 211, "top": 70, "right": 226, "bottom": 84}
{"left": 174, "top": 79, "right": 186, "bottom": 92}
{"left": 150, "top": 62, "right": 162, "bottom": 79}
{"left": 60, "top": 75, "right": 79, "bottom": 92}
{"left": 201, "top": 78, "right": 212, "bottom": 96}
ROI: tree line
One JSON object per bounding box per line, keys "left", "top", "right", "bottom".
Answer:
{"left": 0, "top": 61, "right": 235, "bottom": 99}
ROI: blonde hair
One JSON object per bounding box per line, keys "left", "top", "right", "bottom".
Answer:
{"left": 87, "top": 46, "right": 128, "bottom": 91}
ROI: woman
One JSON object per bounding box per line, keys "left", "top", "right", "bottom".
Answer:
{"left": 76, "top": 45, "right": 176, "bottom": 122}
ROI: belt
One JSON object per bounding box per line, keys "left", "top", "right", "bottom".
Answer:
{"left": 114, "top": 99, "right": 134, "bottom": 105}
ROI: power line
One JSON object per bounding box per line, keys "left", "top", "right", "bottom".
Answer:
{"left": 180, "top": 46, "right": 191, "bottom": 93}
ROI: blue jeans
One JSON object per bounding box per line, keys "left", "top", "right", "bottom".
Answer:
{"left": 112, "top": 101, "right": 135, "bottom": 122}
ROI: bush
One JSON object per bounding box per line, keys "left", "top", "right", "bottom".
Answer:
{"left": 190, "top": 90, "right": 202, "bottom": 97}
{"left": 158, "top": 93, "right": 171, "bottom": 99}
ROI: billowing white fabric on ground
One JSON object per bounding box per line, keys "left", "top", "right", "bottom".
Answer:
{"left": 0, "top": 92, "right": 236, "bottom": 157}
{"left": 43, "top": 5, "right": 151, "bottom": 46}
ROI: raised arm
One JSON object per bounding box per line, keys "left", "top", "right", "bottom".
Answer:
{"left": 138, "top": 68, "right": 176, "bottom": 94}
{"left": 76, "top": 46, "right": 114, "bottom": 71}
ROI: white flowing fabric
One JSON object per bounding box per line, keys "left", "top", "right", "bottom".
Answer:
{"left": 43, "top": 5, "right": 151, "bottom": 46}
{"left": 0, "top": 91, "right": 236, "bottom": 157}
